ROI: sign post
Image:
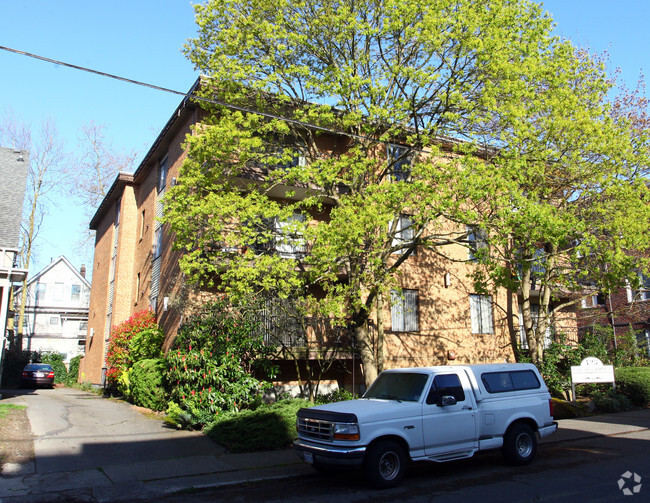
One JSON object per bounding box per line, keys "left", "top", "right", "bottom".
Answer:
{"left": 570, "top": 357, "right": 615, "bottom": 401}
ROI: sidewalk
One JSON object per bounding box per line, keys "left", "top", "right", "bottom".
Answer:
{"left": 1, "top": 394, "right": 649, "bottom": 503}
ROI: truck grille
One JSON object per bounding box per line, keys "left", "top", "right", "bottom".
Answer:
{"left": 298, "top": 417, "right": 333, "bottom": 441}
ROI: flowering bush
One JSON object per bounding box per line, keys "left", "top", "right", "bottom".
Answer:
{"left": 164, "top": 298, "right": 278, "bottom": 427}
{"left": 105, "top": 309, "right": 162, "bottom": 389}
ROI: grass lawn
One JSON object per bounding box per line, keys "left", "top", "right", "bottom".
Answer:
{"left": 0, "top": 403, "right": 26, "bottom": 420}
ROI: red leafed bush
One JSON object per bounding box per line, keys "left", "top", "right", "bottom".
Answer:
{"left": 105, "top": 309, "right": 160, "bottom": 387}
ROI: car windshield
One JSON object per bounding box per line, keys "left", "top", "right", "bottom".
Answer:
{"left": 363, "top": 372, "right": 429, "bottom": 402}
{"left": 24, "top": 364, "right": 52, "bottom": 371}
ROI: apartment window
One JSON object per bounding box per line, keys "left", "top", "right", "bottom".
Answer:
{"left": 136, "top": 273, "right": 141, "bottom": 303}
{"left": 627, "top": 272, "right": 650, "bottom": 303}
{"left": 467, "top": 225, "right": 487, "bottom": 261}
{"left": 115, "top": 197, "right": 121, "bottom": 227}
{"left": 581, "top": 292, "right": 606, "bottom": 309}
{"left": 153, "top": 227, "right": 163, "bottom": 259}
{"left": 254, "top": 214, "right": 306, "bottom": 259}
{"left": 157, "top": 156, "right": 168, "bottom": 193}
{"left": 71, "top": 284, "right": 81, "bottom": 302}
{"left": 388, "top": 144, "right": 411, "bottom": 181}
{"left": 79, "top": 321, "right": 88, "bottom": 331}
{"left": 639, "top": 330, "right": 650, "bottom": 357}
{"left": 470, "top": 294, "right": 494, "bottom": 334}
{"left": 391, "top": 289, "right": 419, "bottom": 332}
{"left": 392, "top": 215, "right": 414, "bottom": 255}
{"left": 140, "top": 209, "right": 146, "bottom": 240}
{"left": 54, "top": 282, "right": 65, "bottom": 302}
{"left": 519, "top": 304, "right": 554, "bottom": 349}
{"left": 275, "top": 213, "right": 306, "bottom": 259}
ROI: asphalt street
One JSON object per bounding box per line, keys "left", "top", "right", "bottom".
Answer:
{"left": 1, "top": 387, "right": 649, "bottom": 502}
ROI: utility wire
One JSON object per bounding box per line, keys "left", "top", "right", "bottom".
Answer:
{"left": 0, "top": 45, "right": 371, "bottom": 141}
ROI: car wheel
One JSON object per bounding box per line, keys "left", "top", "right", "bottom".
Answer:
{"left": 502, "top": 423, "right": 537, "bottom": 465}
{"left": 364, "top": 440, "right": 407, "bottom": 489}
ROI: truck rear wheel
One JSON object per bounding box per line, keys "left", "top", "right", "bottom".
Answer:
{"left": 502, "top": 423, "right": 537, "bottom": 465}
{"left": 364, "top": 440, "right": 407, "bottom": 489}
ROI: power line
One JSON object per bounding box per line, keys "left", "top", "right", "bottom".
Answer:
{"left": 0, "top": 45, "right": 368, "bottom": 141}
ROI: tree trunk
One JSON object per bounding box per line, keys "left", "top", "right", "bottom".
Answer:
{"left": 355, "top": 320, "right": 377, "bottom": 390}
{"left": 376, "top": 292, "right": 384, "bottom": 374}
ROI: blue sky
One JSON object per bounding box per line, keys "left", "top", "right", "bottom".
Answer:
{"left": 0, "top": 0, "right": 648, "bottom": 276}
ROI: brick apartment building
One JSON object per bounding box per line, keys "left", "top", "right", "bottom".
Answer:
{"left": 78, "top": 81, "right": 578, "bottom": 390}
{"left": 578, "top": 277, "right": 650, "bottom": 356}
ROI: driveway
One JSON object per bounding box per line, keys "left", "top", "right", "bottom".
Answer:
{"left": 6, "top": 387, "right": 222, "bottom": 474}
{"left": 0, "top": 387, "right": 310, "bottom": 502}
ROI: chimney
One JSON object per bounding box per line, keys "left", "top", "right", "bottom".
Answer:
{"left": 80, "top": 264, "right": 86, "bottom": 278}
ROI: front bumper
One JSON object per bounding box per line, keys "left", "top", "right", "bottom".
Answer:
{"left": 293, "top": 438, "right": 366, "bottom": 467}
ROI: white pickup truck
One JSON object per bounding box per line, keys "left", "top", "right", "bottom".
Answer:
{"left": 294, "top": 363, "right": 557, "bottom": 488}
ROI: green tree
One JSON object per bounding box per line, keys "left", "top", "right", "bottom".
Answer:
{"left": 165, "top": 0, "right": 648, "bottom": 385}
{"left": 465, "top": 59, "right": 650, "bottom": 365}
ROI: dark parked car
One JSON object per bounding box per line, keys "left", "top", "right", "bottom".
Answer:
{"left": 20, "top": 363, "right": 55, "bottom": 389}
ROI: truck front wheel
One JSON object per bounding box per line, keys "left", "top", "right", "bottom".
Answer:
{"left": 364, "top": 440, "right": 407, "bottom": 489}
{"left": 502, "top": 423, "right": 537, "bottom": 465}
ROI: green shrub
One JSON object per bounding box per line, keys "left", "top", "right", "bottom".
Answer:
{"left": 164, "top": 298, "right": 278, "bottom": 427}
{"left": 41, "top": 352, "right": 68, "bottom": 383}
{"left": 129, "top": 359, "right": 167, "bottom": 411}
{"left": 591, "top": 389, "right": 633, "bottom": 413}
{"left": 615, "top": 367, "right": 650, "bottom": 407}
{"left": 105, "top": 309, "right": 161, "bottom": 390}
{"left": 66, "top": 355, "right": 82, "bottom": 386}
{"left": 205, "top": 399, "right": 311, "bottom": 452}
{"left": 314, "top": 388, "right": 355, "bottom": 404}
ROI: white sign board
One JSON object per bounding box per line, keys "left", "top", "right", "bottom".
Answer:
{"left": 570, "top": 357, "right": 615, "bottom": 384}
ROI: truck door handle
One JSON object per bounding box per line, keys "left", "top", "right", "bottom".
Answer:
{"left": 462, "top": 406, "right": 473, "bottom": 410}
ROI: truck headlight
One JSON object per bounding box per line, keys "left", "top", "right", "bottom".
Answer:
{"left": 332, "top": 422, "right": 360, "bottom": 441}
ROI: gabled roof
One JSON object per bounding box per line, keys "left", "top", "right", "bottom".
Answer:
{"left": 16, "top": 256, "right": 91, "bottom": 293}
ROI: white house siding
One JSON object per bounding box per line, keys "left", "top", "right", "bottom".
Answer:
{"left": 17, "top": 257, "right": 90, "bottom": 364}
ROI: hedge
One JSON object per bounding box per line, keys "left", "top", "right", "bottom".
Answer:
{"left": 615, "top": 367, "right": 650, "bottom": 407}
{"left": 128, "top": 358, "right": 167, "bottom": 411}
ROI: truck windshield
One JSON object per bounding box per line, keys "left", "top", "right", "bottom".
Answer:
{"left": 363, "top": 372, "right": 429, "bottom": 402}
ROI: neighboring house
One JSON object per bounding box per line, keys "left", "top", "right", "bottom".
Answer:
{"left": 577, "top": 274, "right": 650, "bottom": 356}
{"left": 14, "top": 256, "right": 90, "bottom": 364}
{"left": 79, "top": 80, "right": 578, "bottom": 390}
{"left": 0, "top": 147, "right": 29, "bottom": 383}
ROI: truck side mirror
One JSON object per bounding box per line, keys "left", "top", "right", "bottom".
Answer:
{"left": 440, "top": 395, "right": 457, "bottom": 407}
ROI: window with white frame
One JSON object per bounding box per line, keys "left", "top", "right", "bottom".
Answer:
{"left": 470, "top": 294, "right": 494, "bottom": 334}
{"left": 253, "top": 213, "right": 306, "bottom": 259}
{"left": 467, "top": 225, "right": 487, "bottom": 261}
{"left": 153, "top": 226, "right": 163, "bottom": 260}
{"left": 71, "top": 284, "right": 81, "bottom": 302}
{"left": 157, "top": 156, "right": 168, "bottom": 193}
{"left": 274, "top": 213, "right": 306, "bottom": 259}
{"left": 581, "top": 292, "right": 606, "bottom": 309}
{"left": 388, "top": 144, "right": 411, "bottom": 181}
{"left": 626, "top": 272, "right": 650, "bottom": 303}
{"left": 518, "top": 304, "right": 554, "bottom": 349}
{"left": 391, "top": 289, "right": 419, "bottom": 332}
{"left": 392, "top": 214, "right": 415, "bottom": 254}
